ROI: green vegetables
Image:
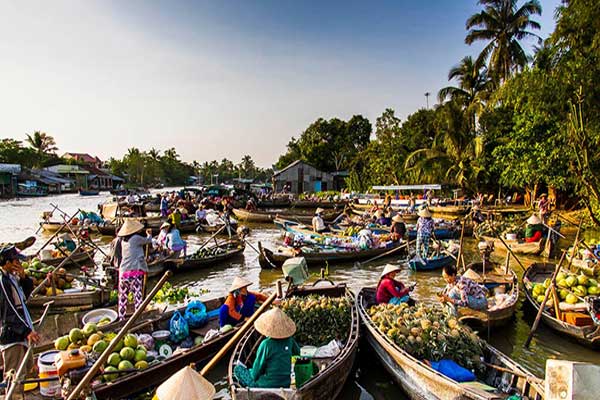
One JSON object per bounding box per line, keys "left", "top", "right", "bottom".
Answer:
{"left": 369, "top": 303, "right": 484, "bottom": 372}
{"left": 280, "top": 295, "right": 351, "bottom": 346}
{"left": 475, "top": 216, "right": 523, "bottom": 238}
{"left": 189, "top": 246, "right": 226, "bottom": 260}
{"left": 153, "top": 282, "right": 190, "bottom": 304}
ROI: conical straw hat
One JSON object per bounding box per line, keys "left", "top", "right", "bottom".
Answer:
{"left": 117, "top": 219, "right": 145, "bottom": 237}
{"left": 254, "top": 307, "right": 296, "bottom": 339}
{"left": 462, "top": 268, "right": 482, "bottom": 283}
{"left": 156, "top": 365, "right": 215, "bottom": 400}
{"left": 526, "top": 214, "right": 541, "bottom": 225}
{"left": 229, "top": 276, "right": 252, "bottom": 292}
{"left": 315, "top": 208, "right": 325, "bottom": 214}
{"left": 392, "top": 214, "right": 404, "bottom": 223}
{"left": 380, "top": 263, "right": 402, "bottom": 278}
{"left": 418, "top": 208, "right": 432, "bottom": 218}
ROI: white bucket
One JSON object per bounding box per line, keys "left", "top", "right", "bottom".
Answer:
{"left": 505, "top": 233, "right": 517, "bottom": 241}
{"left": 38, "top": 350, "right": 60, "bottom": 397}
{"left": 40, "top": 249, "right": 53, "bottom": 261}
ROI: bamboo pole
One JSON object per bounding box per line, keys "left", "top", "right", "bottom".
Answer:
{"left": 524, "top": 250, "right": 567, "bottom": 348}
{"left": 200, "top": 283, "right": 281, "bottom": 376}
{"left": 456, "top": 220, "right": 466, "bottom": 272}
{"left": 29, "top": 244, "right": 84, "bottom": 299}
{"left": 33, "top": 209, "right": 81, "bottom": 258}
{"left": 489, "top": 225, "right": 526, "bottom": 272}
{"left": 567, "top": 218, "right": 584, "bottom": 270}
{"left": 66, "top": 270, "right": 172, "bottom": 400}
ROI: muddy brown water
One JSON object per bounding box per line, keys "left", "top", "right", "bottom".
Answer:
{"left": 1, "top": 193, "right": 598, "bottom": 399}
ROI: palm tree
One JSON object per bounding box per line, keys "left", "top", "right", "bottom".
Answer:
{"left": 25, "top": 131, "right": 58, "bottom": 166}
{"left": 465, "top": 0, "right": 542, "bottom": 82}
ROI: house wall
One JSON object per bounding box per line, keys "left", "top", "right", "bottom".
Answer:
{"left": 274, "top": 162, "right": 334, "bottom": 194}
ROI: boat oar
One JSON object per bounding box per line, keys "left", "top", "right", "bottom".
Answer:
{"left": 66, "top": 270, "right": 172, "bottom": 400}
{"left": 5, "top": 300, "right": 53, "bottom": 399}
{"left": 33, "top": 209, "right": 81, "bottom": 258}
{"left": 456, "top": 220, "right": 466, "bottom": 272}
{"left": 354, "top": 240, "right": 415, "bottom": 267}
{"left": 200, "top": 282, "right": 282, "bottom": 376}
{"left": 488, "top": 225, "right": 526, "bottom": 272}
{"left": 524, "top": 250, "right": 567, "bottom": 348}
{"left": 197, "top": 225, "right": 226, "bottom": 251}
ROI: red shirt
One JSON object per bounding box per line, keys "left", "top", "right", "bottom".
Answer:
{"left": 525, "top": 230, "right": 543, "bottom": 243}
{"left": 376, "top": 277, "right": 409, "bottom": 304}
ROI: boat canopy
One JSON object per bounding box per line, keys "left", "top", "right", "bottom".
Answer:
{"left": 371, "top": 184, "right": 441, "bottom": 191}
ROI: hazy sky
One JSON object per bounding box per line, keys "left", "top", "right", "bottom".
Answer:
{"left": 0, "top": 0, "right": 561, "bottom": 167}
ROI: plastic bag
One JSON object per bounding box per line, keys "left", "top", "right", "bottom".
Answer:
{"left": 169, "top": 311, "right": 189, "bottom": 343}
{"left": 184, "top": 300, "right": 208, "bottom": 328}
{"left": 429, "top": 359, "right": 475, "bottom": 382}
{"left": 314, "top": 340, "right": 342, "bottom": 358}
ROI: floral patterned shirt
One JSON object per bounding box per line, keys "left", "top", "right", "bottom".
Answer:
{"left": 443, "top": 276, "right": 488, "bottom": 307}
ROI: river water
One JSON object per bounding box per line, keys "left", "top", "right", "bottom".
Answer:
{"left": 1, "top": 193, "right": 598, "bottom": 399}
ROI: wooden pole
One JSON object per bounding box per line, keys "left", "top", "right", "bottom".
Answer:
{"left": 354, "top": 239, "right": 415, "bottom": 267}
{"left": 200, "top": 290, "right": 278, "bottom": 376}
{"left": 456, "top": 220, "right": 466, "bottom": 272}
{"left": 29, "top": 244, "right": 84, "bottom": 299}
{"left": 197, "top": 225, "right": 226, "bottom": 251}
{"left": 524, "top": 250, "right": 567, "bottom": 348}
{"left": 66, "top": 270, "right": 172, "bottom": 400}
{"left": 567, "top": 218, "right": 584, "bottom": 270}
{"left": 489, "top": 225, "right": 526, "bottom": 272}
{"left": 33, "top": 209, "right": 81, "bottom": 258}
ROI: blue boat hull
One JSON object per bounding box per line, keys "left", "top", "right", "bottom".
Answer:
{"left": 408, "top": 254, "right": 455, "bottom": 271}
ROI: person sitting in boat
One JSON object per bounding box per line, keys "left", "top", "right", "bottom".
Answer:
{"left": 153, "top": 222, "right": 170, "bottom": 251}
{"left": 375, "top": 210, "right": 392, "bottom": 226}
{"left": 219, "top": 277, "right": 268, "bottom": 328}
{"left": 376, "top": 264, "right": 414, "bottom": 305}
{"left": 416, "top": 208, "right": 434, "bottom": 259}
{"left": 234, "top": 307, "right": 300, "bottom": 389}
{"left": 245, "top": 198, "right": 257, "bottom": 212}
{"left": 471, "top": 205, "right": 486, "bottom": 228}
{"left": 55, "top": 233, "right": 76, "bottom": 253}
{"left": 195, "top": 205, "right": 208, "bottom": 225}
{"left": 390, "top": 214, "right": 406, "bottom": 242}
{"left": 525, "top": 214, "right": 544, "bottom": 243}
{"left": 312, "top": 208, "right": 329, "bottom": 233}
{"left": 439, "top": 264, "right": 488, "bottom": 311}
{"left": 165, "top": 223, "right": 187, "bottom": 258}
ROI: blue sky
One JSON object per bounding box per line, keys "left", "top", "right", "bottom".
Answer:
{"left": 0, "top": 0, "right": 561, "bottom": 167}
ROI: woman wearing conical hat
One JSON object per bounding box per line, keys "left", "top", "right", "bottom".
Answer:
{"left": 390, "top": 214, "right": 406, "bottom": 243}
{"left": 416, "top": 208, "right": 434, "bottom": 259}
{"left": 376, "top": 264, "right": 415, "bottom": 305}
{"left": 219, "top": 277, "right": 268, "bottom": 328}
{"left": 233, "top": 307, "right": 300, "bottom": 388}
{"left": 115, "top": 219, "right": 153, "bottom": 320}
{"left": 524, "top": 214, "right": 543, "bottom": 243}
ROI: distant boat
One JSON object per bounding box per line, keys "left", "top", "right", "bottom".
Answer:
{"left": 79, "top": 189, "right": 100, "bottom": 196}
{"left": 17, "top": 183, "right": 48, "bottom": 197}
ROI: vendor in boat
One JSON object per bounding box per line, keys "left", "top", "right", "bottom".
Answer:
{"left": 408, "top": 193, "right": 416, "bottom": 212}
{"left": 234, "top": 307, "right": 300, "bottom": 389}
{"left": 245, "top": 198, "right": 257, "bottom": 212}
{"left": 56, "top": 233, "right": 77, "bottom": 253}
{"left": 375, "top": 210, "right": 392, "bottom": 226}
{"left": 165, "top": 222, "right": 187, "bottom": 257}
{"left": 416, "top": 208, "right": 434, "bottom": 259}
{"left": 538, "top": 193, "right": 549, "bottom": 222}
{"left": 439, "top": 264, "right": 488, "bottom": 311}
{"left": 195, "top": 205, "right": 208, "bottom": 225}
{"left": 376, "top": 264, "right": 414, "bottom": 305}
{"left": 312, "top": 208, "right": 329, "bottom": 233}
{"left": 525, "top": 214, "right": 544, "bottom": 243}
{"left": 219, "top": 277, "right": 268, "bottom": 328}
{"left": 154, "top": 222, "right": 170, "bottom": 250}
{"left": 390, "top": 214, "right": 406, "bottom": 242}
{"left": 114, "top": 220, "right": 153, "bottom": 320}
{"left": 0, "top": 245, "right": 39, "bottom": 381}
{"left": 169, "top": 208, "right": 182, "bottom": 229}
{"left": 160, "top": 195, "right": 169, "bottom": 217}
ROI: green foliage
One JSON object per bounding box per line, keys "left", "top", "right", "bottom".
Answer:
{"left": 0, "top": 139, "right": 37, "bottom": 168}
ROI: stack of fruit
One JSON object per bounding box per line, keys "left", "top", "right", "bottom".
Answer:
{"left": 189, "top": 245, "right": 226, "bottom": 259}
{"left": 368, "top": 303, "right": 485, "bottom": 372}
{"left": 54, "top": 323, "right": 108, "bottom": 354}
{"left": 280, "top": 295, "right": 352, "bottom": 346}
{"left": 102, "top": 334, "right": 149, "bottom": 381}
{"left": 529, "top": 272, "right": 599, "bottom": 307}
{"left": 23, "top": 260, "right": 75, "bottom": 295}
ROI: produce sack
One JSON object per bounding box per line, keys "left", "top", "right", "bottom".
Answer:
{"left": 169, "top": 311, "right": 189, "bottom": 343}
{"left": 429, "top": 359, "right": 475, "bottom": 382}
{"left": 184, "top": 300, "right": 208, "bottom": 328}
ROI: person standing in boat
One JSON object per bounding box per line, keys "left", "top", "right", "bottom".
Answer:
{"left": 169, "top": 208, "right": 182, "bottom": 229}
{"left": 439, "top": 264, "right": 488, "bottom": 311}
{"left": 390, "top": 214, "right": 406, "bottom": 242}
{"left": 376, "top": 264, "right": 415, "bottom": 305}
{"left": 312, "top": 208, "right": 329, "bottom": 233}
{"left": 234, "top": 307, "right": 300, "bottom": 388}
{"left": 408, "top": 193, "right": 416, "bottom": 213}
{"left": 416, "top": 208, "right": 434, "bottom": 259}
{"left": 219, "top": 277, "right": 268, "bottom": 328}
{"left": 0, "top": 245, "right": 39, "bottom": 384}
{"left": 115, "top": 220, "right": 153, "bottom": 320}
{"left": 160, "top": 194, "right": 169, "bottom": 218}
{"left": 537, "top": 193, "right": 549, "bottom": 222}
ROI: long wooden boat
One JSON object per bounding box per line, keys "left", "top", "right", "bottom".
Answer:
{"left": 257, "top": 198, "right": 291, "bottom": 208}
{"left": 480, "top": 235, "right": 546, "bottom": 256}
{"left": 27, "top": 286, "right": 111, "bottom": 309}
{"left": 408, "top": 253, "right": 456, "bottom": 272}
{"left": 39, "top": 221, "right": 84, "bottom": 233}
{"left": 457, "top": 262, "right": 519, "bottom": 329}
{"left": 408, "top": 227, "right": 460, "bottom": 240}
{"left": 233, "top": 208, "right": 339, "bottom": 224}
{"left": 30, "top": 247, "right": 96, "bottom": 269}
{"left": 349, "top": 204, "right": 419, "bottom": 223}
{"left": 429, "top": 205, "right": 471, "bottom": 215}
{"left": 523, "top": 262, "right": 600, "bottom": 349}
{"left": 79, "top": 189, "right": 100, "bottom": 196}
{"left": 97, "top": 218, "right": 198, "bottom": 236}
{"left": 177, "top": 240, "right": 245, "bottom": 271}
{"left": 290, "top": 199, "right": 347, "bottom": 209}
{"left": 357, "top": 288, "right": 545, "bottom": 400}
{"left": 228, "top": 282, "right": 359, "bottom": 400}
{"left": 258, "top": 241, "right": 406, "bottom": 269}
{"left": 196, "top": 222, "right": 239, "bottom": 234}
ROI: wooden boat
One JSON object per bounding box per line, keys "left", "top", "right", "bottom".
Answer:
{"left": 564, "top": 253, "right": 599, "bottom": 277}
{"left": 456, "top": 262, "right": 519, "bottom": 329}
{"left": 523, "top": 262, "right": 600, "bottom": 349}
{"left": 196, "top": 221, "right": 239, "bottom": 234}
{"left": 480, "top": 235, "right": 547, "bottom": 256}
{"left": 258, "top": 241, "right": 406, "bottom": 269}
{"left": 408, "top": 227, "right": 460, "bottom": 240}
{"left": 233, "top": 208, "right": 339, "bottom": 224}
{"left": 143, "top": 202, "right": 161, "bottom": 213}
{"left": 349, "top": 204, "right": 419, "bottom": 223}
{"left": 357, "top": 288, "right": 545, "bottom": 400}
{"left": 429, "top": 205, "right": 471, "bottom": 215}
{"left": 408, "top": 253, "right": 456, "bottom": 271}
{"left": 27, "top": 286, "right": 111, "bottom": 309}
{"left": 31, "top": 247, "right": 96, "bottom": 269}
{"left": 97, "top": 218, "right": 198, "bottom": 236}
{"left": 39, "top": 221, "right": 83, "bottom": 233}
{"left": 257, "top": 198, "right": 291, "bottom": 208}
{"left": 89, "top": 296, "right": 235, "bottom": 399}
{"left": 290, "top": 199, "right": 347, "bottom": 209}
{"left": 79, "top": 189, "right": 100, "bottom": 196}
{"left": 228, "top": 282, "right": 359, "bottom": 400}
{"left": 176, "top": 240, "right": 245, "bottom": 271}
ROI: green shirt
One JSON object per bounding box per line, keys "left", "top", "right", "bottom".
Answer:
{"left": 250, "top": 337, "right": 300, "bottom": 388}
{"left": 525, "top": 223, "right": 543, "bottom": 239}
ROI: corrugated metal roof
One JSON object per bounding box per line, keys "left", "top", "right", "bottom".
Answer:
{"left": 0, "top": 164, "right": 21, "bottom": 174}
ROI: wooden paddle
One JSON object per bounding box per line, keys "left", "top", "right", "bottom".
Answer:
{"left": 5, "top": 300, "right": 53, "bottom": 399}
{"left": 67, "top": 270, "right": 173, "bottom": 400}
{"left": 524, "top": 250, "right": 567, "bottom": 348}
{"left": 200, "top": 282, "right": 281, "bottom": 376}
{"left": 354, "top": 239, "right": 415, "bottom": 267}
